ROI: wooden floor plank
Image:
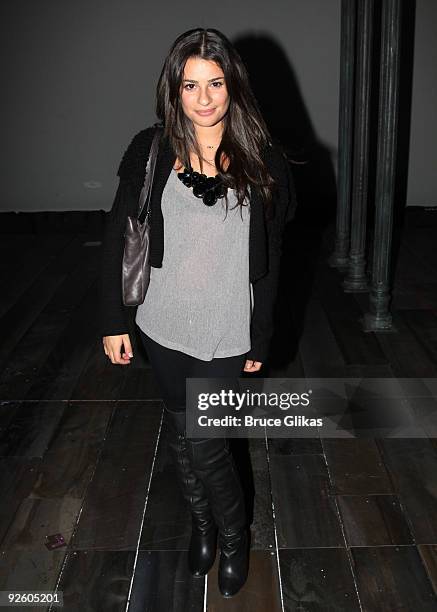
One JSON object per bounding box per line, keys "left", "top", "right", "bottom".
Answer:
{"left": 22, "top": 280, "right": 101, "bottom": 402}
{"left": 337, "top": 494, "right": 413, "bottom": 546}
{"left": 0, "top": 243, "right": 100, "bottom": 401}
{"left": 44, "top": 401, "right": 114, "bottom": 454}
{"left": 378, "top": 438, "right": 437, "bottom": 544}
{"left": 418, "top": 544, "right": 437, "bottom": 599}
{"left": 139, "top": 419, "right": 192, "bottom": 551}
{"left": 269, "top": 454, "right": 344, "bottom": 548}
{"left": 297, "top": 297, "right": 346, "bottom": 377}
{"left": 0, "top": 235, "right": 89, "bottom": 374}
{"left": 128, "top": 550, "right": 205, "bottom": 611}
{"left": 279, "top": 548, "right": 360, "bottom": 611}
{"left": 352, "top": 545, "right": 437, "bottom": 611}
{"left": 317, "top": 268, "right": 388, "bottom": 367}
{"left": 267, "top": 437, "right": 323, "bottom": 455}
{"left": 322, "top": 439, "right": 393, "bottom": 495}
{"left": 401, "top": 227, "right": 437, "bottom": 277}
{"left": 0, "top": 401, "right": 21, "bottom": 434}
{"left": 71, "top": 401, "right": 162, "bottom": 551}
{"left": 401, "top": 309, "right": 437, "bottom": 364}
{"left": 373, "top": 311, "right": 437, "bottom": 377}
{"left": 1, "top": 497, "right": 82, "bottom": 551}
{"left": 392, "top": 282, "right": 437, "bottom": 310}
{"left": 0, "top": 401, "right": 66, "bottom": 459}
{"left": 0, "top": 234, "right": 74, "bottom": 316}
{"left": 392, "top": 232, "right": 437, "bottom": 287}
{"left": 54, "top": 550, "right": 138, "bottom": 611}
{"left": 0, "top": 457, "right": 41, "bottom": 544}
{"left": 21, "top": 402, "right": 114, "bottom": 503}
{"left": 243, "top": 438, "right": 275, "bottom": 550}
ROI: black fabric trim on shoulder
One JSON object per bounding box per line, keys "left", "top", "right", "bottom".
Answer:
{"left": 116, "top": 126, "right": 158, "bottom": 180}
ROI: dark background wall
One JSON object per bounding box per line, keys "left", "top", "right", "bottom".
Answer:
{"left": 1, "top": 0, "right": 435, "bottom": 212}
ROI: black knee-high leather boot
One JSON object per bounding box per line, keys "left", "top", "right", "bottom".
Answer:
{"left": 185, "top": 436, "right": 250, "bottom": 598}
{"left": 163, "top": 407, "right": 218, "bottom": 576}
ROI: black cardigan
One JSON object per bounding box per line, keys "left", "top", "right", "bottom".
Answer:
{"left": 99, "top": 125, "right": 297, "bottom": 364}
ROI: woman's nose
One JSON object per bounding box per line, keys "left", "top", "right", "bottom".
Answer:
{"left": 198, "top": 87, "right": 212, "bottom": 105}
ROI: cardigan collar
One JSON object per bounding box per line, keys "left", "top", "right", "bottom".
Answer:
{"left": 148, "top": 133, "right": 268, "bottom": 283}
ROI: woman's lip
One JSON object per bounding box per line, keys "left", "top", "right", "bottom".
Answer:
{"left": 196, "top": 108, "right": 216, "bottom": 115}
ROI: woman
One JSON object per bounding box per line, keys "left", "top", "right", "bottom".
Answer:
{"left": 100, "top": 27, "right": 296, "bottom": 598}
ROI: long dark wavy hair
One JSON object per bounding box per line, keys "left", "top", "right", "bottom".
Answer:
{"left": 155, "top": 28, "right": 278, "bottom": 218}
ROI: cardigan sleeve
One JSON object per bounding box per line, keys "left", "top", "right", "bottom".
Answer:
{"left": 244, "top": 148, "right": 297, "bottom": 364}
{"left": 99, "top": 127, "right": 156, "bottom": 337}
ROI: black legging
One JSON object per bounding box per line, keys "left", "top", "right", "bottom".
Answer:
{"left": 138, "top": 326, "right": 247, "bottom": 413}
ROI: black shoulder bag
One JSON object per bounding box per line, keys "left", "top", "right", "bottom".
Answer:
{"left": 122, "top": 126, "right": 163, "bottom": 306}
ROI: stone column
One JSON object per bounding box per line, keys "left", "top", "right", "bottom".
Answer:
{"left": 330, "top": 0, "right": 357, "bottom": 268}
{"left": 343, "top": 0, "right": 374, "bottom": 292}
{"left": 363, "top": 0, "right": 402, "bottom": 331}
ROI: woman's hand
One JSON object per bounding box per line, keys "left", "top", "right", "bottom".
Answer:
{"left": 243, "top": 359, "right": 262, "bottom": 373}
{"left": 103, "top": 334, "right": 133, "bottom": 365}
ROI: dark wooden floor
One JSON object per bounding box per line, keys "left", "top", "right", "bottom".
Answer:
{"left": 1, "top": 210, "right": 437, "bottom": 611}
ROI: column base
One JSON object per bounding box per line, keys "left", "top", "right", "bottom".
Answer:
{"left": 328, "top": 251, "right": 349, "bottom": 268}
{"left": 361, "top": 312, "right": 397, "bottom": 332}
{"left": 343, "top": 277, "right": 370, "bottom": 292}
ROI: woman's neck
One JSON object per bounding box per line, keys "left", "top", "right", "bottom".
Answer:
{"left": 193, "top": 121, "right": 224, "bottom": 145}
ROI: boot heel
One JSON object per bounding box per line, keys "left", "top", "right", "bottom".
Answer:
{"left": 218, "top": 527, "right": 249, "bottom": 597}
{"left": 188, "top": 522, "right": 218, "bottom": 576}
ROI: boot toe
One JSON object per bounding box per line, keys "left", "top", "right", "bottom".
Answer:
{"left": 218, "top": 530, "right": 249, "bottom": 597}
{"left": 188, "top": 526, "right": 218, "bottom": 576}
{"left": 218, "top": 568, "right": 249, "bottom": 597}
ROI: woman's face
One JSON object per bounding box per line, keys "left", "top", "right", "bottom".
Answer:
{"left": 179, "top": 56, "right": 230, "bottom": 130}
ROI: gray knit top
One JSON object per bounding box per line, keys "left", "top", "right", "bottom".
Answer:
{"left": 135, "top": 167, "right": 253, "bottom": 361}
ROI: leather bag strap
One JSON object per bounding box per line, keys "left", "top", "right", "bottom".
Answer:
{"left": 138, "top": 126, "right": 163, "bottom": 223}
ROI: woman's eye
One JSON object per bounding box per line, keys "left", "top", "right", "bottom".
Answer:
{"left": 183, "top": 81, "right": 224, "bottom": 90}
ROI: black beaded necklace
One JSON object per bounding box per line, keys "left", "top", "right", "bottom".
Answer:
{"left": 177, "top": 166, "right": 227, "bottom": 207}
